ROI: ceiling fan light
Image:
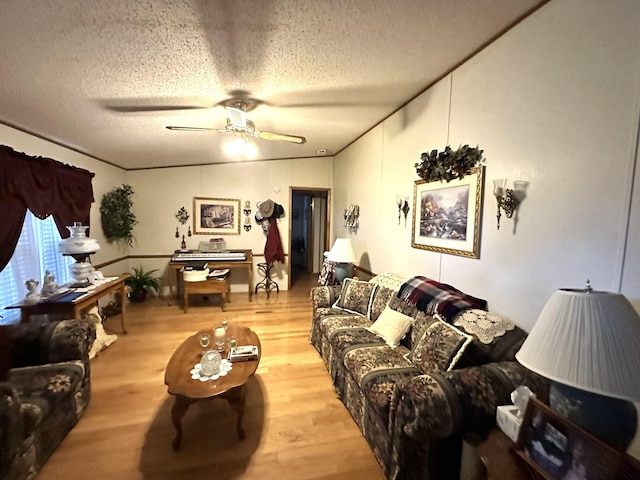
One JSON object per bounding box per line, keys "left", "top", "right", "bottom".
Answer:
{"left": 225, "top": 136, "right": 257, "bottom": 159}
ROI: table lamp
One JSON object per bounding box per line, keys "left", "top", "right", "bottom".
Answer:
{"left": 58, "top": 222, "right": 100, "bottom": 286}
{"left": 515, "top": 282, "right": 640, "bottom": 450}
{"left": 327, "top": 238, "right": 356, "bottom": 284}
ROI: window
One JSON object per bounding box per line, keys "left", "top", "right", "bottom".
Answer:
{"left": 0, "top": 212, "right": 73, "bottom": 324}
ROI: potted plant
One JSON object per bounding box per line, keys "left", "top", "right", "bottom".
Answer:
{"left": 125, "top": 265, "right": 160, "bottom": 302}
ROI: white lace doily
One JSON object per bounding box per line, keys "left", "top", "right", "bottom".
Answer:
{"left": 190, "top": 359, "right": 233, "bottom": 381}
{"left": 453, "top": 309, "right": 515, "bottom": 344}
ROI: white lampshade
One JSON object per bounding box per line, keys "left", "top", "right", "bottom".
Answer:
{"left": 516, "top": 288, "right": 640, "bottom": 401}
{"left": 327, "top": 238, "right": 356, "bottom": 264}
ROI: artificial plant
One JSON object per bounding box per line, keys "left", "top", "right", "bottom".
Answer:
{"left": 100, "top": 184, "right": 137, "bottom": 246}
{"left": 415, "top": 144, "right": 484, "bottom": 183}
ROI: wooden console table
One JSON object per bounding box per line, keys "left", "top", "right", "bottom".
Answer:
{"left": 5, "top": 274, "right": 129, "bottom": 333}
{"left": 168, "top": 249, "right": 253, "bottom": 305}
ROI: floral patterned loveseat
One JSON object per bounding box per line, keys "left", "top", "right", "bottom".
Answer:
{"left": 0, "top": 319, "right": 96, "bottom": 480}
{"left": 309, "top": 275, "right": 548, "bottom": 480}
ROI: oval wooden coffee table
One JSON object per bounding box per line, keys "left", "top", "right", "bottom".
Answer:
{"left": 164, "top": 325, "right": 261, "bottom": 450}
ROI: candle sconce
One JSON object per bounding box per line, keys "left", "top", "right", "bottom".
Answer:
{"left": 343, "top": 205, "right": 360, "bottom": 234}
{"left": 396, "top": 195, "right": 410, "bottom": 227}
{"left": 493, "top": 179, "right": 527, "bottom": 230}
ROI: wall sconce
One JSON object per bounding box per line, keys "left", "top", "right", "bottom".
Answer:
{"left": 493, "top": 179, "right": 520, "bottom": 230}
{"left": 396, "top": 195, "right": 410, "bottom": 227}
{"left": 344, "top": 205, "right": 360, "bottom": 234}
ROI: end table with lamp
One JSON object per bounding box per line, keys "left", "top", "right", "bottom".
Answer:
{"left": 327, "top": 237, "right": 356, "bottom": 284}
{"left": 515, "top": 281, "right": 640, "bottom": 451}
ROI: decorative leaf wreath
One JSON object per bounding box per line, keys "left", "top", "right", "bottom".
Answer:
{"left": 100, "top": 184, "right": 137, "bottom": 246}
{"left": 415, "top": 144, "right": 484, "bottom": 183}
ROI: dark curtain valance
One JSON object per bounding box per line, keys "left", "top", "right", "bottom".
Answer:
{"left": 0, "top": 145, "right": 95, "bottom": 272}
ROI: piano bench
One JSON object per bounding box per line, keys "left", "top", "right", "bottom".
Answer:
{"left": 183, "top": 277, "right": 230, "bottom": 313}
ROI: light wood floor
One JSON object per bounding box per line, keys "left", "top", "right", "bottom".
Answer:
{"left": 37, "top": 274, "right": 386, "bottom": 480}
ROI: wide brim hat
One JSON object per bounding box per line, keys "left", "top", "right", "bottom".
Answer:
{"left": 258, "top": 199, "right": 275, "bottom": 218}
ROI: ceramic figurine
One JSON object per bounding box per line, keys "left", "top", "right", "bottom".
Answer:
{"left": 24, "top": 279, "right": 41, "bottom": 303}
{"left": 41, "top": 270, "right": 59, "bottom": 297}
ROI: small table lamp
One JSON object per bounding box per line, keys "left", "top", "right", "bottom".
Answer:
{"left": 516, "top": 283, "right": 640, "bottom": 450}
{"left": 327, "top": 238, "right": 356, "bottom": 284}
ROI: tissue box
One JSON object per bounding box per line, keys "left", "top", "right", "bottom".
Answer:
{"left": 496, "top": 405, "right": 522, "bottom": 443}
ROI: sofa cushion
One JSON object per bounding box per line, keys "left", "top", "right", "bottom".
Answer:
{"left": 369, "top": 287, "right": 396, "bottom": 322}
{"left": 329, "top": 328, "right": 385, "bottom": 354}
{"left": 332, "top": 278, "right": 378, "bottom": 317}
{"left": 344, "top": 345, "right": 416, "bottom": 388}
{"left": 319, "top": 313, "right": 373, "bottom": 339}
{"left": 366, "top": 306, "right": 413, "bottom": 347}
{"left": 408, "top": 318, "right": 473, "bottom": 373}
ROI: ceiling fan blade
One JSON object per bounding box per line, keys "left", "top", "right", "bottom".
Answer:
{"left": 226, "top": 106, "right": 247, "bottom": 129}
{"left": 107, "top": 105, "right": 210, "bottom": 113}
{"left": 256, "top": 131, "right": 306, "bottom": 144}
{"left": 166, "top": 126, "right": 227, "bottom": 132}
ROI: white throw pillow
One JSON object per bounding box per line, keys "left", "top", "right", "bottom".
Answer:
{"left": 366, "top": 305, "right": 413, "bottom": 347}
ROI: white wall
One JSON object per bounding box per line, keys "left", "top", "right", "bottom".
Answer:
{"left": 127, "top": 157, "right": 333, "bottom": 293}
{"left": 334, "top": 0, "right": 640, "bottom": 328}
{"left": 332, "top": 0, "right": 640, "bottom": 456}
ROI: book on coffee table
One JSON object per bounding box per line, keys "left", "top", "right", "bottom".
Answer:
{"left": 228, "top": 345, "right": 259, "bottom": 362}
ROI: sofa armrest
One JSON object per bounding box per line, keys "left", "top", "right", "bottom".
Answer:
{"left": 5, "top": 320, "right": 96, "bottom": 368}
{"left": 390, "top": 374, "right": 460, "bottom": 441}
{"left": 0, "top": 382, "right": 23, "bottom": 478}
{"left": 310, "top": 285, "right": 343, "bottom": 309}
{"left": 48, "top": 319, "right": 96, "bottom": 364}
{"left": 390, "top": 361, "right": 549, "bottom": 442}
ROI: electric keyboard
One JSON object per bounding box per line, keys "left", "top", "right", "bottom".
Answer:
{"left": 172, "top": 251, "right": 246, "bottom": 262}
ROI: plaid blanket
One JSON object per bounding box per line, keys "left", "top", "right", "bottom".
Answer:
{"left": 397, "top": 276, "right": 487, "bottom": 321}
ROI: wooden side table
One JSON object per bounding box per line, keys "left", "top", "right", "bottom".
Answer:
{"left": 5, "top": 274, "right": 129, "bottom": 333}
{"left": 474, "top": 428, "right": 532, "bottom": 480}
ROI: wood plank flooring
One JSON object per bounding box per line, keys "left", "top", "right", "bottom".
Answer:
{"left": 37, "top": 274, "right": 386, "bottom": 480}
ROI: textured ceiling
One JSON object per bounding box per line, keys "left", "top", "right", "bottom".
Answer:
{"left": 0, "top": 0, "right": 547, "bottom": 170}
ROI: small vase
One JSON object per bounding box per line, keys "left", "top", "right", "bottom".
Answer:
{"left": 200, "top": 349, "right": 222, "bottom": 376}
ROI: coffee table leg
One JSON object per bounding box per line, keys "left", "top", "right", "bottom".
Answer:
{"left": 171, "top": 395, "right": 191, "bottom": 450}
{"left": 227, "top": 385, "right": 246, "bottom": 441}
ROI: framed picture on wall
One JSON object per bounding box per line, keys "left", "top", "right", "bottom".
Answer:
{"left": 411, "top": 166, "right": 484, "bottom": 258}
{"left": 193, "top": 197, "right": 241, "bottom": 235}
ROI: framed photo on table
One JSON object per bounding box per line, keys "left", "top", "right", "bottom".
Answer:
{"left": 514, "top": 398, "right": 624, "bottom": 480}
{"left": 411, "top": 166, "right": 484, "bottom": 258}
{"left": 193, "top": 197, "right": 241, "bottom": 235}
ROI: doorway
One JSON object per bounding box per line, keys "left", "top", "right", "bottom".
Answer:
{"left": 289, "top": 187, "right": 330, "bottom": 289}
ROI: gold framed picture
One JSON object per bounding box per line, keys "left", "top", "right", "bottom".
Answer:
{"left": 411, "top": 166, "right": 484, "bottom": 258}
{"left": 193, "top": 197, "right": 241, "bottom": 235}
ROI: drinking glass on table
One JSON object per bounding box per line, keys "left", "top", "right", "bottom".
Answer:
{"left": 214, "top": 327, "right": 226, "bottom": 352}
{"left": 199, "top": 333, "right": 210, "bottom": 352}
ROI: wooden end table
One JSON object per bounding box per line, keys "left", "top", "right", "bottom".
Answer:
{"left": 164, "top": 325, "right": 261, "bottom": 450}
{"left": 5, "top": 274, "right": 129, "bottom": 333}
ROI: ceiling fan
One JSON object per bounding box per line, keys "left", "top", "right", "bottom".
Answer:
{"left": 166, "top": 102, "right": 306, "bottom": 144}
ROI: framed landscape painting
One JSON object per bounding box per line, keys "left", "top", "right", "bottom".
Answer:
{"left": 193, "top": 197, "right": 241, "bottom": 235}
{"left": 411, "top": 166, "right": 484, "bottom": 258}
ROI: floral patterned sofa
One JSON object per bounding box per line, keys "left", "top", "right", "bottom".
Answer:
{"left": 0, "top": 319, "right": 96, "bottom": 480}
{"left": 309, "top": 275, "right": 549, "bottom": 480}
